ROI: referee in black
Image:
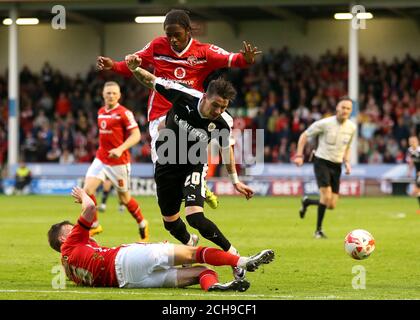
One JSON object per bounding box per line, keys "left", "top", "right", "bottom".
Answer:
{"left": 125, "top": 54, "right": 254, "bottom": 280}
{"left": 293, "top": 97, "right": 356, "bottom": 238}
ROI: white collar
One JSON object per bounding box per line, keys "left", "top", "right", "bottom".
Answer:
{"left": 171, "top": 37, "right": 194, "bottom": 57}
{"left": 105, "top": 103, "right": 120, "bottom": 113}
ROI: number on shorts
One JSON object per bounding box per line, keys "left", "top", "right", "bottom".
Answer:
{"left": 185, "top": 172, "right": 200, "bottom": 187}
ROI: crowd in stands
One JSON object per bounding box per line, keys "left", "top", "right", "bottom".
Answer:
{"left": 0, "top": 47, "right": 419, "bottom": 172}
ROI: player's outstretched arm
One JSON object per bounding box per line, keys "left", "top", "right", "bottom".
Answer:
{"left": 96, "top": 56, "right": 114, "bottom": 70}
{"left": 222, "top": 146, "right": 254, "bottom": 200}
{"left": 125, "top": 54, "right": 156, "bottom": 89}
{"left": 239, "top": 41, "right": 262, "bottom": 64}
{"left": 71, "top": 187, "right": 96, "bottom": 223}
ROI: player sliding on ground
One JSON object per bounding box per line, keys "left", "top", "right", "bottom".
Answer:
{"left": 47, "top": 187, "right": 274, "bottom": 291}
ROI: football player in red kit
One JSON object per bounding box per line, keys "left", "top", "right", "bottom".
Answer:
{"left": 47, "top": 187, "right": 275, "bottom": 291}
{"left": 97, "top": 9, "right": 261, "bottom": 209}
{"left": 83, "top": 81, "right": 148, "bottom": 240}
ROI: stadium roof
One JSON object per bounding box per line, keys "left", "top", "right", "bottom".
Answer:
{"left": 0, "top": 0, "right": 419, "bottom": 28}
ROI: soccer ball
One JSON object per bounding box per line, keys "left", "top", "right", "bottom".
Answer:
{"left": 344, "top": 229, "right": 375, "bottom": 260}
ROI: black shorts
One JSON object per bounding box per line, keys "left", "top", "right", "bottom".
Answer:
{"left": 154, "top": 163, "right": 207, "bottom": 217}
{"left": 313, "top": 156, "right": 342, "bottom": 194}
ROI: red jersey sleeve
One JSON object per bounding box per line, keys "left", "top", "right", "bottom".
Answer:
{"left": 111, "top": 40, "right": 155, "bottom": 77}
{"left": 121, "top": 109, "right": 139, "bottom": 131}
{"left": 62, "top": 216, "right": 92, "bottom": 251}
{"left": 206, "top": 44, "right": 249, "bottom": 70}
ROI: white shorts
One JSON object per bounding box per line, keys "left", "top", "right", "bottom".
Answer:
{"left": 149, "top": 115, "right": 167, "bottom": 164}
{"left": 114, "top": 242, "right": 177, "bottom": 288}
{"left": 85, "top": 158, "right": 131, "bottom": 192}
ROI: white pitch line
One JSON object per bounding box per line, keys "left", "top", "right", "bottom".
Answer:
{"left": 0, "top": 289, "right": 342, "bottom": 300}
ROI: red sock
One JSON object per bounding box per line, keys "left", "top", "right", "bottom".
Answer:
{"left": 88, "top": 194, "right": 98, "bottom": 224}
{"left": 199, "top": 269, "right": 218, "bottom": 291}
{"left": 195, "top": 246, "right": 240, "bottom": 267}
{"left": 126, "top": 198, "right": 144, "bottom": 223}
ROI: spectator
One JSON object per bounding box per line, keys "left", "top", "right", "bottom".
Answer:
{"left": 14, "top": 161, "right": 32, "bottom": 195}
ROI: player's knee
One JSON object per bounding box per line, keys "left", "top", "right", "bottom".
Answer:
{"left": 323, "top": 196, "right": 332, "bottom": 206}
{"left": 186, "top": 212, "right": 206, "bottom": 230}
{"left": 163, "top": 217, "right": 183, "bottom": 233}
{"left": 118, "top": 193, "right": 131, "bottom": 205}
{"left": 119, "top": 197, "right": 129, "bottom": 206}
{"left": 327, "top": 203, "right": 336, "bottom": 210}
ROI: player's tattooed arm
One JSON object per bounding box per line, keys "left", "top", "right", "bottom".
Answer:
{"left": 125, "top": 54, "right": 156, "bottom": 89}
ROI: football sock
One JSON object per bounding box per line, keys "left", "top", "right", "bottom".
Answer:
{"left": 88, "top": 194, "right": 99, "bottom": 227}
{"left": 195, "top": 246, "right": 240, "bottom": 267}
{"left": 306, "top": 198, "right": 320, "bottom": 206}
{"left": 126, "top": 198, "right": 144, "bottom": 224}
{"left": 163, "top": 218, "right": 191, "bottom": 245}
{"left": 317, "top": 203, "right": 327, "bottom": 231}
{"left": 417, "top": 196, "right": 420, "bottom": 207}
{"left": 187, "top": 212, "right": 231, "bottom": 251}
{"left": 101, "top": 190, "right": 110, "bottom": 204}
{"left": 199, "top": 269, "right": 219, "bottom": 291}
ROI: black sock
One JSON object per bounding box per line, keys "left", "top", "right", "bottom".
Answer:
{"left": 317, "top": 204, "right": 327, "bottom": 231}
{"left": 186, "top": 212, "right": 231, "bottom": 251}
{"left": 418, "top": 197, "right": 420, "bottom": 208}
{"left": 305, "top": 198, "right": 320, "bottom": 207}
{"left": 163, "top": 218, "right": 191, "bottom": 245}
{"left": 102, "top": 190, "right": 110, "bottom": 204}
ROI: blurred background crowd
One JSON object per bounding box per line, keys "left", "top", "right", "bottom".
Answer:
{"left": 0, "top": 46, "right": 419, "bottom": 169}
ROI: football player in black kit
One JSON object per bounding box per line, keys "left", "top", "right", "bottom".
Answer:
{"left": 407, "top": 135, "right": 420, "bottom": 213}
{"left": 125, "top": 54, "right": 256, "bottom": 281}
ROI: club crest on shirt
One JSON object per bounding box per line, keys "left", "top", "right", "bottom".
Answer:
{"left": 174, "top": 67, "right": 186, "bottom": 79}
{"left": 100, "top": 120, "right": 107, "bottom": 129}
{"left": 208, "top": 122, "right": 216, "bottom": 132}
{"left": 187, "top": 55, "right": 198, "bottom": 66}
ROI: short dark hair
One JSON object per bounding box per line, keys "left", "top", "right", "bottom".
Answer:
{"left": 48, "top": 221, "right": 73, "bottom": 253}
{"left": 338, "top": 96, "right": 352, "bottom": 104}
{"left": 206, "top": 78, "right": 237, "bottom": 102}
{"left": 164, "top": 9, "right": 192, "bottom": 30}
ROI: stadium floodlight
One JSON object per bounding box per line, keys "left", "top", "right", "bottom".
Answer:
{"left": 356, "top": 12, "right": 373, "bottom": 19}
{"left": 334, "top": 12, "right": 373, "bottom": 20}
{"left": 3, "top": 18, "right": 40, "bottom": 25}
{"left": 334, "top": 13, "right": 353, "bottom": 20}
{"left": 135, "top": 16, "right": 165, "bottom": 24}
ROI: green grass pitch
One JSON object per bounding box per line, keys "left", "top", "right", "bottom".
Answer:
{"left": 0, "top": 195, "right": 419, "bottom": 300}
